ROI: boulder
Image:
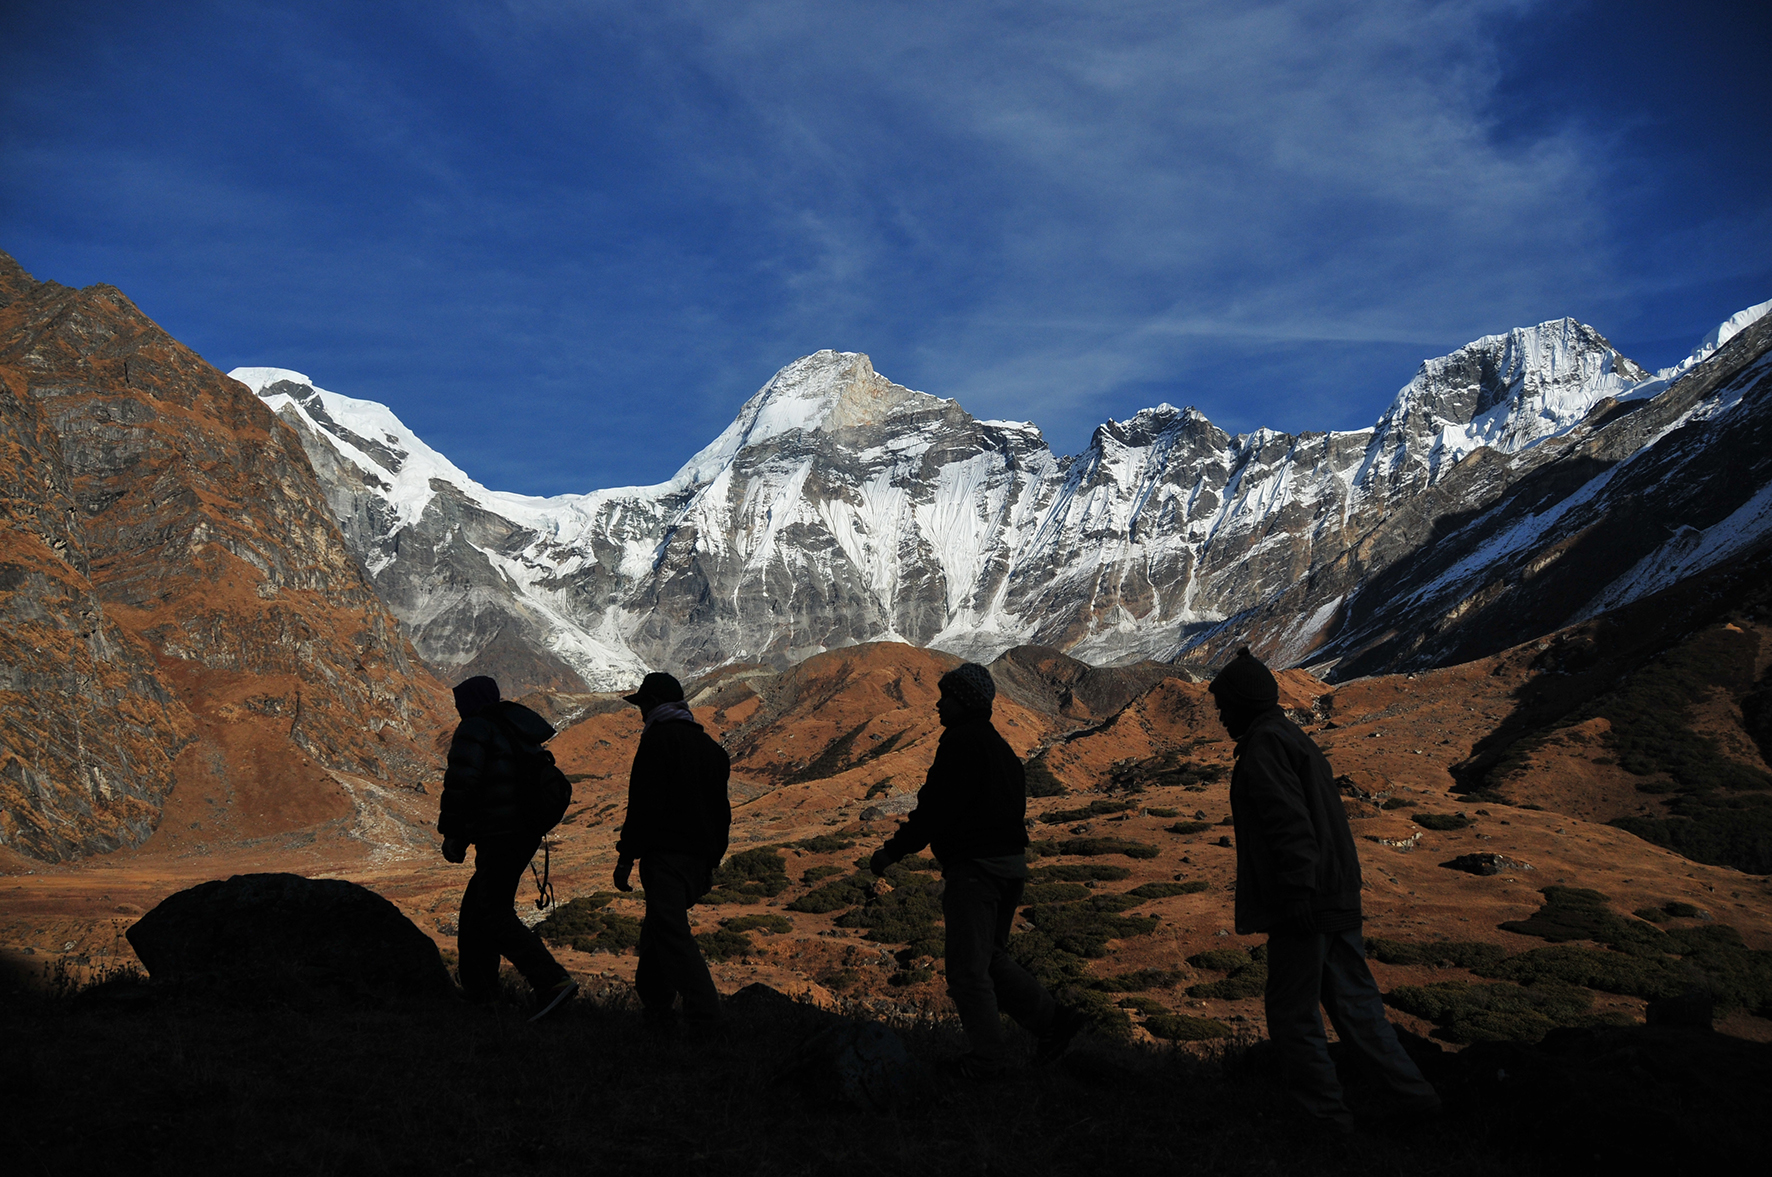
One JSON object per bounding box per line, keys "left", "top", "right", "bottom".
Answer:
{"left": 126, "top": 873, "right": 452, "bottom": 997}
{"left": 785, "top": 1019, "right": 915, "bottom": 1111}
{"left": 1441, "top": 853, "right": 1534, "bottom": 876}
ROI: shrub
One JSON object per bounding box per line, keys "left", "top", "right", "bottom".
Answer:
{"left": 1024, "top": 882, "right": 1092, "bottom": 904}
{"left": 1030, "top": 864, "right": 1131, "bottom": 883}
{"left": 1116, "top": 995, "right": 1166, "bottom": 1014}
{"left": 1383, "top": 979, "right": 1605, "bottom": 1044}
{"left": 836, "top": 875, "right": 945, "bottom": 957}
{"left": 1485, "top": 944, "right": 1688, "bottom": 1000}
{"left": 1031, "top": 838, "right": 1161, "bottom": 859}
{"left": 787, "top": 872, "right": 873, "bottom": 914}
{"left": 1040, "top": 799, "right": 1136, "bottom": 824}
{"left": 1126, "top": 881, "right": 1204, "bottom": 900}
{"left": 1165, "top": 821, "right": 1211, "bottom": 835}
{"left": 1664, "top": 901, "right": 1702, "bottom": 919}
{"left": 1364, "top": 939, "right": 1509, "bottom": 972}
{"left": 1024, "top": 752, "right": 1068, "bottom": 798}
{"left": 1023, "top": 901, "right": 1159, "bottom": 958}
{"left": 535, "top": 898, "right": 643, "bottom": 955}
{"left": 1185, "top": 947, "right": 1266, "bottom": 999}
{"left": 1146, "top": 807, "right": 1180, "bottom": 818}
{"left": 1382, "top": 797, "right": 1411, "bottom": 810}
{"left": 1145, "top": 1012, "right": 1231, "bottom": 1041}
{"left": 800, "top": 865, "right": 844, "bottom": 886}
{"left": 1498, "top": 886, "right": 1665, "bottom": 953}
{"left": 706, "top": 848, "right": 789, "bottom": 904}
{"left": 1633, "top": 906, "right": 1669, "bottom": 924}
{"left": 1094, "top": 968, "right": 1184, "bottom": 992}
{"left": 722, "top": 913, "right": 792, "bottom": 935}
{"left": 1413, "top": 812, "right": 1473, "bottom": 831}
{"left": 792, "top": 834, "right": 856, "bottom": 853}
{"left": 695, "top": 928, "right": 754, "bottom": 961}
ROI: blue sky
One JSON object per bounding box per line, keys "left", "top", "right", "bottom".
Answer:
{"left": 4, "top": 1, "right": 1768, "bottom": 495}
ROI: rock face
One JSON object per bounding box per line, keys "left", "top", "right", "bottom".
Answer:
{"left": 237, "top": 301, "right": 1772, "bottom": 690}
{"left": 0, "top": 251, "right": 453, "bottom": 862}
{"left": 125, "top": 872, "right": 452, "bottom": 996}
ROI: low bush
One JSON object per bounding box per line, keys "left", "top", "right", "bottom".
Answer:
{"left": 787, "top": 872, "right": 874, "bottom": 914}
{"left": 791, "top": 834, "right": 856, "bottom": 853}
{"left": 1030, "top": 863, "right": 1132, "bottom": 883}
{"left": 1023, "top": 882, "right": 1092, "bottom": 904}
{"left": 800, "top": 864, "right": 844, "bottom": 885}
{"left": 1040, "top": 799, "right": 1136, "bottom": 824}
{"left": 1094, "top": 968, "right": 1184, "bottom": 992}
{"left": 535, "top": 899, "right": 643, "bottom": 955}
{"left": 1126, "top": 881, "right": 1205, "bottom": 899}
{"left": 1664, "top": 901, "right": 1702, "bottom": 918}
{"left": 1144, "top": 1012, "right": 1231, "bottom": 1041}
{"left": 1146, "top": 807, "right": 1180, "bottom": 818}
{"left": 1485, "top": 944, "right": 1688, "bottom": 1000}
{"left": 1116, "top": 995, "right": 1166, "bottom": 1014}
{"left": 1006, "top": 929, "right": 1134, "bottom": 1041}
{"left": 1187, "top": 948, "right": 1254, "bottom": 972}
{"left": 706, "top": 848, "right": 790, "bottom": 904}
{"left": 1633, "top": 906, "right": 1669, "bottom": 923}
{"left": 1024, "top": 752, "right": 1068, "bottom": 798}
{"left": 721, "top": 913, "right": 792, "bottom": 935}
{"left": 1031, "top": 838, "right": 1161, "bottom": 860}
{"left": 1023, "top": 900, "right": 1159, "bottom": 958}
{"left": 1185, "top": 947, "right": 1266, "bottom": 1000}
{"left": 695, "top": 928, "right": 754, "bottom": 961}
{"left": 1364, "top": 939, "right": 1509, "bottom": 972}
{"left": 836, "top": 875, "right": 946, "bottom": 957}
{"left": 1165, "top": 821, "right": 1212, "bottom": 835}
{"left": 1383, "top": 979, "right": 1612, "bottom": 1044}
{"left": 1413, "top": 812, "right": 1473, "bottom": 831}
{"left": 1382, "top": 797, "right": 1411, "bottom": 810}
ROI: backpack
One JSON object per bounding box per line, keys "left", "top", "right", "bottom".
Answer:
{"left": 489, "top": 710, "right": 573, "bottom": 836}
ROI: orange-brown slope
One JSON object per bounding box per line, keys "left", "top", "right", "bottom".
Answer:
{"left": 0, "top": 251, "right": 453, "bottom": 862}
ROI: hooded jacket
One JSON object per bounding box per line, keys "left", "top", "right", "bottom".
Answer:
{"left": 883, "top": 715, "right": 1029, "bottom": 865}
{"left": 438, "top": 701, "right": 557, "bottom": 842}
{"left": 616, "top": 713, "right": 731, "bottom": 865}
{"left": 1229, "top": 707, "right": 1362, "bottom": 934}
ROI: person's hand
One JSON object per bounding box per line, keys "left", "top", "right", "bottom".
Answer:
{"left": 869, "top": 849, "right": 896, "bottom": 877}
{"left": 613, "top": 857, "right": 634, "bottom": 892}
{"left": 441, "top": 837, "right": 467, "bottom": 864}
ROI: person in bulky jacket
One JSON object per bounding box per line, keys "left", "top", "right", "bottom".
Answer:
{"left": 438, "top": 675, "right": 577, "bottom": 1020}
{"left": 868, "top": 662, "right": 1087, "bottom": 1079}
{"left": 1212, "top": 647, "right": 1438, "bottom": 1130}
{"left": 613, "top": 672, "right": 732, "bottom": 1032}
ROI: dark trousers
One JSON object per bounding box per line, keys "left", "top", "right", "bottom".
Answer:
{"left": 636, "top": 853, "right": 722, "bottom": 1025}
{"left": 941, "top": 861, "right": 1057, "bottom": 1064}
{"left": 458, "top": 833, "right": 567, "bottom": 1001}
{"left": 1264, "top": 927, "right": 1437, "bottom": 1121}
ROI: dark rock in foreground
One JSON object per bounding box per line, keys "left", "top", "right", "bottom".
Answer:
{"left": 126, "top": 873, "right": 451, "bottom": 997}
{"left": 1441, "top": 853, "right": 1533, "bottom": 876}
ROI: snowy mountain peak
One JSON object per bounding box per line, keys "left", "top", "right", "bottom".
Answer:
{"left": 1659, "top": 298, "right": 1772, "bottom": 380}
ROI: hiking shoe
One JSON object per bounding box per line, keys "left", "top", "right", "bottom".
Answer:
{"left": 529, "top": 979, "right": 578, "bottom": 1023}
{"left": 1034, "top": 1005, "right": 1090, "bottom": 1066}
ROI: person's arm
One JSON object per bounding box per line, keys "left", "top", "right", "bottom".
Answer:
{"left": 875, "top": 737, "right": 956, "bottom": 869}
{"left": 437, "top": 720, "right": 488, "bottom": 842}
{"left": 1238, "top": 733, "right": 1320, "bottom": 902}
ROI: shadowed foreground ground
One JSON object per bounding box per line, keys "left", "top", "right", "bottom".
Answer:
{"left": 5, "top": 967, "right": 1766, "bottom": 1176}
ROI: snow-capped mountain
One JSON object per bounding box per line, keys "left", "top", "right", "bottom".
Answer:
{"left": 232, "top": 302, "right": 1772, "bottom": 691}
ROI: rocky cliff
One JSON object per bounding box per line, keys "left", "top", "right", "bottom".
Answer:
{"left": 0, "top": 251, "right": 453, "bottom": 862}
{"left": 236, "top": 301, "right": 1770, "bottom": 691}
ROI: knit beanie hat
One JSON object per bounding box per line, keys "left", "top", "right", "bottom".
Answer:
{"left": 1208, "top": 647, "right": 1279, "bottom": 707}
{"left": 623, "top": 671, "right": 685, "bottom": 707}
{"left": 938, "top": 662, "right": 997, "bottom": 713}
{"left": 453, "top": 675, "right": 501, "bottom": 718}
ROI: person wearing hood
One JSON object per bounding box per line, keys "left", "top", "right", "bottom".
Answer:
{"left": 438, "top": 674, "right": 577, "bottom": 1020}
{"left": 868, "top": 662, "right": 1088, "bottom": 1079}
{"left": 1211, "top": 647, "right": 1439, "bottom": 1130}
{"left": 613, "top": 672, "right": 732, "bottom": 1033}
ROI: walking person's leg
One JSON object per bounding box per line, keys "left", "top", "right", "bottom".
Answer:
{"left": 638, "top": 854, "right": 722, "bottom": 1026}
{"left": 941, "top": 863, "right": 1013, "bottom": 1070}
{"left": 477, "top": 835, "right": 570, "bottom": 993}
{"left": 983, "top": 874, "right": 1056, "bottom": 1035}
{"left": 456, "top": 853, "right": 500, "bottom": 1001}
{"left": 1264, "top": 929, "right": 1353, "bottom": 1126}
{"left": 1318, "top": 929, "right": 1438, "bottom": 1106}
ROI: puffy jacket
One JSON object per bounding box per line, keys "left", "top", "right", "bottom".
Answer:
{"left": 883, "top": 715, "right": 1029, "bottom": 865}
{"left": 1229, "top": 708, "right": 1362, "bottom": 934}
{"left": 616, "top": 717, "right": 731, "bottom": 865}
{"left": 437, "top": 701, "right": 557, "bottom": 843}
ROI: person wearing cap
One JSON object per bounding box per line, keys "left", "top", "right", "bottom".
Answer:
{"left": 438, "top": 674, "right": 577, "bottom": 1020}
{"left": 867, "top": 662, "right": 1088, "bottom": 1079}
{"left": 1209, "top": 647, "right": 1439, "bottom": 1130}
{"left": 613, "top": 671, "right": 732, "bottom": 1033}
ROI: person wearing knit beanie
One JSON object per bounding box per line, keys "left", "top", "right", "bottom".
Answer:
{"left": 938, "top": 662, "right": 997, "bottom": 714}
{"left": 1212, "top": 646, "right": 1440, "bottom": 1129}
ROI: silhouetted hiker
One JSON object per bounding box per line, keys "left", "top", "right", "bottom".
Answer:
{"left": 613, "top": 671, "right": 732, "bottom": 1035}
{"left": 1210, "top": 647, "right": 1440, "bottom": 1130}
{"left": 438, "top": 674, "right": 578, "bottom": 1022}
{"left": 868, "top": 662, "right": 1088, "bottom": 1080}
